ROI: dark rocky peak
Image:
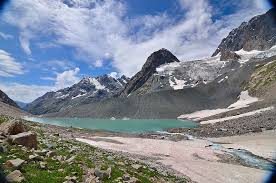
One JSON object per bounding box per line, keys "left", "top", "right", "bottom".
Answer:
{"left": 120, "top": 48, "right": 180, "bottom": 96}
{"left": 0, "top": 89, "right": 19, "bottom": 108}
{"left": 220, "top": 49, "right": 241, "bottom": 61}
{"left": 212, "top": 8, "right": 276, "bottom": 57}
{"left": 142, "top": 48, "right": 180, "bottom": 71}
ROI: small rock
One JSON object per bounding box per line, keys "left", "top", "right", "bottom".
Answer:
{"left": 46, "top": 143, "right": 56, "bottom": 149}
{"left": 39, "top": 162, "right": 47, "bottom": 169}
{"left": 29, "top": 154, "right": 43, "bottom": 161}
{"left": 5, "top": 158, "right": 25, "bottom": 169}
{"left": 107, "top": 156, "right": 113, "bottom": 161}
{"left": 35, "top": 149, "right": 48, "bottom": 156}
{"left": 55, "top": 155, "right": 64, "bottom": 162}
{"left": 117, "top": 161, "right": 125, "bottom": 166}
{"left": 69, "top": 147, "right": 78, "bottom": 153}
{"left": 0, "top": 145, "right": 6, "bottom": 153}
{"left": 131, "top": 164, "right": 142, "bottom": 170}
{"left": 46, "top": 151, "right": 57, "bottom": 157}
{"left": 86, "top": 175, "right": 100, "bottom": 183}
{"left": 122, "top": 174, "right": 131, "bottom": 181}
{"left": 58, "top": 169, "right": 64, "bottom": 172}
{"left": 6, "top": 170, "right": 24, "bottom": 182}
{"left": 252, "top": 127, "right": 262, "bottom": 133}
{"left": 8, "top": 132, "right": 38, "bottom": 149}
{"left": 219, "top": 128, "right": 228, "bottom": 132}
{"left": 65, "top": 176, "right": 77, "bottom": 183}
{"left": 105, "top": 167, "right": 111, "bottom": 178}
{"left": 54, "top": 133, "right": 59, "bottom": 136}
{"left": 66, "top": 156, "right": 76, "bottom": 163}
{"left": 127, "top": 177, "right": 140, "bottom": 183}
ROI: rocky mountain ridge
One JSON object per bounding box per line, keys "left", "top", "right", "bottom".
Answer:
{"left": 119, "top": 48, "right": 180, "bottom": 97}
{"left": 25, "top": 75, "right": 129, "bottom": 115}
{"left": 27, "top": 8, "right": 276, "bottom": 118}
{"left": 0, "top": 89, "right": 18, "bottom": 108}
{"left": 212, "top": 8, "right": 276, "bottom": 57}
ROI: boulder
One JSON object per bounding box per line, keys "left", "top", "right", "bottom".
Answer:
{"left": 9, "top": 132, "right": 38, "bottom": 149}
{"left": 94, "top": 167, "right": 112, "bottom": 180}
{"left": 6, "top": 170, "right": 24, "bottom": 182}
{"left": 5, "top": 158, "right": 25, "bottom": 169}
{"left": 0, "top": 120, "right": 26, "bottom": 135}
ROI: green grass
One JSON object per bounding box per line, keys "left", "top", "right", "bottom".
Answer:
{"left": 246, "top": 60, "right": 276, "bottom": 94}
{"left": 0, "top": 115, "right": 9, "bottom": 124}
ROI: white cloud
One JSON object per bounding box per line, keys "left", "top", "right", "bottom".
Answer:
{"left": 2, "top": 0, "right": 269, "bottom": 77}
{"left": 4, "top": 0, "right": 270, "bottom": 75}
{"left": 0, "top": 49, "right": 24, "bottom": 77}
{"left": 0, "top": 32, "right": 13, "bottom": 40}
{"left": 54, "top": 67, "right": 80, "bottom": 89}
{"left": 94, "top": 59, "right": 103, "bottom": 68}
{"left": 45, "top": 59, "right": 76, "bottom": 71}
{"left": 0, "top": 83, "right": 53, "bottom": 103}
{"left": 108, "top": 72, "right": 119, "bottom": 78}
{"left": 0, "top": 67, "right": 81, "bottom": 103}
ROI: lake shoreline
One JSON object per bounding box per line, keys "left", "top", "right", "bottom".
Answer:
{"left": 24, "top": 117, "right": 276, "bottom": 183}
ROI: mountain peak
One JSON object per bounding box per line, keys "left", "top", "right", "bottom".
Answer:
{"left": 120, "top": 48, "right": 180, "bottom": 96}
{"left": 212, "top": 8, "right": 276, "bottom": 57}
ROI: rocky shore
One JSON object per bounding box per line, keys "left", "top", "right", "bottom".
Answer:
{"left": 168, "top": 100, "right": 276, "bottom": 138}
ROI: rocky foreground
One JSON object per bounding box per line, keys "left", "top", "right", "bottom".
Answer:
{"left": 0, "top": 116, "right": 187, "bottom": 183}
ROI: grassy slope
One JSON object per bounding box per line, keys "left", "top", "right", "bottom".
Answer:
{"left": 246, "top": 60, "right": 276, "bottom": 96}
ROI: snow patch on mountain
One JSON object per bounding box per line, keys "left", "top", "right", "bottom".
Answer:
{"left": 56, "top": 94, "right": 69, "bottom": 99}
{"left": 218, "top": 76, "right": 228, "bottom": 83}
{"left": 72, "top": 93, "right": 87, "bottom": 99}
{"left": 88, "top": 78, "right": 105, "bottom": 90}
{"left": 178, "top": 91, "right": 259, "bottom": 121}
{"left": 169, "top": 77, "right": 187, "bottom": 90}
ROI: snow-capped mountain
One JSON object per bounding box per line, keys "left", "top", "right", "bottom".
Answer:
{"left": 25, "top": 75, "right": 129, "bottom": 115}
{"left": 119, "top": 48, "right": 180, "bottom": 96}
{"left": 28, "top": 8, "right": 276, "bottom": 118}
{"left": 212, "top": 8, "right": 276, "bottom": 57}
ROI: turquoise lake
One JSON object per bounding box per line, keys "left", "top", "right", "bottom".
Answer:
{"left": 24, "top": 117, "right": 198, "bottom": 133}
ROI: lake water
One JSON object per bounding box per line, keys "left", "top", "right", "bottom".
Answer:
{"left": 24, "top": 117, "right": 198, "bottom": 133}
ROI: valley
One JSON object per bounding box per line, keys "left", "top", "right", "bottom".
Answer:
{"left": 0, "top": 6, "right": 276, "bottom": 183}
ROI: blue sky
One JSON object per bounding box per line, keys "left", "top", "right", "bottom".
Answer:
{"left": 0, "top": 0, "right": 272, "bottom": 103}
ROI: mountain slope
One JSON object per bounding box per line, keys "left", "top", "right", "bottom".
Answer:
{"left": 119, "top": 48, "right": 180, "bottom": 96}
{"left": 47, "top": 53, "right": 276, "bottom": 119}
{"left": 25, "top": 75, "right": 129, "bottom": 115}
{"left": 46, "top": 9, "right": 276, "bottom": 119}
{"left": 212, "top": 8, "right": 276, "bottom": 57}
{"left": 0, "top": 89, "right": 18, "bottom": 108}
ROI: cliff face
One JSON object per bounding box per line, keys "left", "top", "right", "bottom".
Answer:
{"left": 0, "top": 89, "right": 18, "bottom": 108}
{"left": 213, "top": 8, "right": 276, "bottom": 56}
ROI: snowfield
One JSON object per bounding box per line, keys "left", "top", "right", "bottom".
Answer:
{"left": 178, "top": 91, "right": 259, "bottom": 121}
